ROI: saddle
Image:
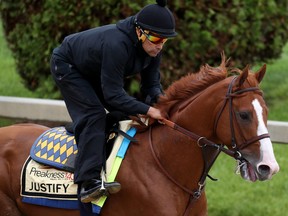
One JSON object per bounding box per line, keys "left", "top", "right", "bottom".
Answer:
{"left": 21, "top": 112, "right": 138, "bottom": 213}
{"left": 29, "top": 111, "right": 134, "bottom": 172}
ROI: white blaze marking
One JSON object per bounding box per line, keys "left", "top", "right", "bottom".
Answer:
{"left": 252, "top": 99, "right": 279, "bottom": 176}
{"left": 252, "top": 99, "right": 268, "bottom": 135}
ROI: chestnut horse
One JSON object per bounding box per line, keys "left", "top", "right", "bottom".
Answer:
{"left": 0, "top": 56, "right": 279, "bottom": 216}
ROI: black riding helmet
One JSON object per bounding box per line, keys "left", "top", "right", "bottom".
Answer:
{"left": 134, "top": 0, "right": 177, "bottom": 38}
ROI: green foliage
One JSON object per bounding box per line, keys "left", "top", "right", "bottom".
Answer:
{"left": 1, "top": 0, "right": 288, "bottom": 98}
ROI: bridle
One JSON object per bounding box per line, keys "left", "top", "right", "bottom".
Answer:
{"left": 213, "top": 76, "right": 270, "bottom": 156}
{"left": 148, "top": 76, "right": 270, "bottom": 215}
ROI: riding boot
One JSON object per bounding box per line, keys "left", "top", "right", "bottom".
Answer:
{"left": 80, "top": 179, "right": 121, "bottom": 203}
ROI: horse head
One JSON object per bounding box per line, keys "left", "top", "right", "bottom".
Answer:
{"left": 213, "top": 63, "right": 279, "bottom": 182}
{"left": 157, "top": 54, "right": 279, "bottom": 183}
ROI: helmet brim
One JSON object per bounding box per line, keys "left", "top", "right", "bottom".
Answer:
{"left": 137, "top": 22, "right": 177, "bottom": 38}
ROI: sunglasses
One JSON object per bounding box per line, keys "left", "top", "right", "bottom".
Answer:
{"left": 140, "top": 28, "right": 168, "bottom": 45}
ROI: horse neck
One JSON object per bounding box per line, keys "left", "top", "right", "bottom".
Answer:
{"left": 149, "top": 79, "right": 230, "bottom": 188}
{"left": 140, "top": 78, "right": 231, "bottom": 194}
{"left": 170, "top": 78, "right": 229, "bottom": 140}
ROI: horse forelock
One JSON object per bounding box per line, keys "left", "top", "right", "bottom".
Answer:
{"left": 156, "top": 55, "right": 228, "bottom": 114}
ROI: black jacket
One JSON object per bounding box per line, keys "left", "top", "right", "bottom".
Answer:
{"left": 53, "top": 16, "right": 162, "bottom": 115}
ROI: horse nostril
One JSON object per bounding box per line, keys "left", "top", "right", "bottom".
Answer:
{"left": 258, "top": 164, "right": 270, "bottom": 176}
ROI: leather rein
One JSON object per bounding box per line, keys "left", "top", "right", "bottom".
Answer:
{"left": 148, "top": 76, "right": 270, "bottom": 215}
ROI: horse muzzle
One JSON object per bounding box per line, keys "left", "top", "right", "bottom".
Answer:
{"left": 237, "top": 159, "right": 280, "bottom": 182}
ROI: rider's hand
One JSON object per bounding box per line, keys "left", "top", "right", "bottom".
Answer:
{"left": 147, "top": 107, "right": 165, "bottom": 120}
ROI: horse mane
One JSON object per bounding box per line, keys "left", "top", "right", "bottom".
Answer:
{"left": 156, "top": 53, "right": 229, "bottom": 115}
{"left": 133, "top": 53, "right": 239, "bottom": 131}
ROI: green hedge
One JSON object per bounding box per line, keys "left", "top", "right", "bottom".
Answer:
{"left": 1, "top": 0, "right": 288, "bottom": 98}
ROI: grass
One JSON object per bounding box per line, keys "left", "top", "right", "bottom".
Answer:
{"left": 0, "top": 20, "right": 287, "bottom": 215}
{"left": 207, "top": 144, "right": 287, "bottom": 216}
{"left": 0, "top": 23, "right": 34, "bottom": 97}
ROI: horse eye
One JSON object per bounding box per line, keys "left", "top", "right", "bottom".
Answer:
{"left": 238, "top": 112, "right": 250, "bottom": 121}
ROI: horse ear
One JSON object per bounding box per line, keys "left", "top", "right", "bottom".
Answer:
{"left": 236, "top": 65, "right": 249, "bottom": 87}
{"left": 255, "top": 64, "right": 266, "bottom": 83}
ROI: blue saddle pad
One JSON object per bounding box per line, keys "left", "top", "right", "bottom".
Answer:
{"left": 30, "top": 127, "right": 78, "bottom": 172}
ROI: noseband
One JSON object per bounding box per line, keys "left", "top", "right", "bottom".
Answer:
{"left": 149, "top": 76, "right": 270, "bottom": 215}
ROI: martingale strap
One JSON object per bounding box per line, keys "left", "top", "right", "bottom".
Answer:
{"left": 149, "top": 121, "right": 224, "bottom": 193}
{"left": 149, "top": 121, "right": 222, "bottom": 216}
